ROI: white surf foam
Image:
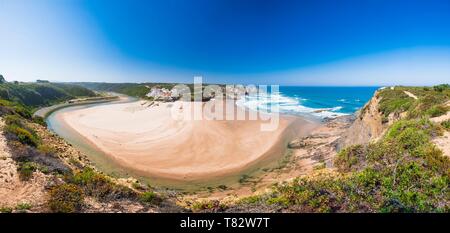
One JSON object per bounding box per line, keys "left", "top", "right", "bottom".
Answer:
{"left": 236, "top": 92, "right": 348, "bottom": 119}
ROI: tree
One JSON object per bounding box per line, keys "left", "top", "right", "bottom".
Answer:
{"left": 0, "top": 74, "right": 6, "bottom": 84}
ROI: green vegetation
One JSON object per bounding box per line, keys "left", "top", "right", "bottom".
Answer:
{"left": 140, "top": 191, "right": 161, "bottom": 204}
{"left": 232, "top": 86, "right": 450, "bottom": 213}
{"left": 0, "top": 81, "right": 99, "bottom": 181}
{"left": 67, "top": 168, "right": 137, "bottom": 202}
{"left": 0, "top": 80, "right": 171, "bottom": 213}
{"left": 0, "top": 207, "right": 13, "bottom": 213}
{"left": 378, "top": 89, "right": 414, "bottom": 117}
{"left": 433, "top": 84, "right": 450, "bottom": 92}
{"left": 238, "top": 174, "right": 252, "bottom": 184}
{"left": 0, "top": 81, "right": 97, "bottom": 107}
{"left": 4, "top": 114, "right": 40, "bottom": 147}
{"left": 277, "top": 118, "right": 447, "bottom": 212}
{"left": 15, "top": 203, "right": 32, "bottom": 211}
{"left": 73, "top": 82, "right": 218, "bottom": 100}
{"left": 48, "top": 184, "right": 84, "bottom": 213}
{"left": 0, "top": 99, "right": 70, "bottom": 180}
{"left": 17, "top": 162, "right": 38, "bottom": 181}
{"left": 73, "top": 82, "right": 154, "bottom": 98}
{"left": 442, "top": 120, "right": 450, "bottom": 130}
{"left": 377, "top": 85, "right": 450, "bottom": 119}
{"left": 191, "top": 200, "right": 225, "bottom": 212}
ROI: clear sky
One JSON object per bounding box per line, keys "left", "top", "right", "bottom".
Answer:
{"left": 1, "top": 0, "right": 450, "bottom": 85}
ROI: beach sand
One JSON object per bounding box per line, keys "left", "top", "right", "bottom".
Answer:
{"left": 56, "top": 100, "right": 319, "bottom": 181}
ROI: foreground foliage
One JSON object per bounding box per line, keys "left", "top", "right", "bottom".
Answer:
{"left": 48, "top": 184, "right": 84, "bottom": 213}
{"left": 231, "top": 86, "right": 450, "bottom": 213}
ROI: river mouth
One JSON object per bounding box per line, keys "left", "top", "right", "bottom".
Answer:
{"left": 46, "top": 99, "right": 319, "bottom": 191}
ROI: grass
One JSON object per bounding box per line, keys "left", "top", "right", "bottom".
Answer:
{"left": 378, "top": 89, "right": 414, "bottom": 117}
{"left": 377, "top": 85, "right": 449, "bottom": 119}
{"left": 16, "top": 203, "right": 32, "bottom": 211}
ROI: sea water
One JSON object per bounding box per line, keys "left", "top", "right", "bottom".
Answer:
{"left": 236, "top": 86, "right": 379, "bottom": 118}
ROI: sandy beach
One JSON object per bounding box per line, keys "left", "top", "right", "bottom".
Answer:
{"left": 54, "top": 100, "right": 319, "bottom": 181}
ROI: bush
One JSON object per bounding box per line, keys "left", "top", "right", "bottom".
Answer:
{"left": 16, "top": 203, "right": 32, "bottom": 211}
{"left": 4, "top": 114, "right": 40, "bottom": 147}
{"left": 0, "top": 207, "right": 13, "bottom": 213}
{"left": 140, "top": 191, "right": 160, "bottom": 204}
{"left": 335, "top": 145, "right": 366, "bottom": 172}
{"left": 442, "top": 120, "right": 450, "bottom": 130}
{"left": 69, "top": 168, "right": 136, "bottom": 201}
{"left": 48, "top": 184, "right": 84, "bottom": 213}
{"left": 6, "top": 125, "right": 39, "bottom": 147}
{"left": 425, "top": 105, "right": 448, "bottom": 117}
{"left": 18, "top": 162, "right": 37, "bottom": 181}
{"left": 378, "top": 89, "right": 414, "bottom": 117}
{"left": 238, "top": 174, "right": 252, "bottom": 184}
{"left": 37, "top": 144, "right": 55, "bottom": 155}
{"left": 32, "top": 116, "right": 47, "bottom": 126}
{"left": 433, "top": 84, "right": 450, "bottom": 92}
{"left": 191, "top": 200, "right": 225, "bottom": 212}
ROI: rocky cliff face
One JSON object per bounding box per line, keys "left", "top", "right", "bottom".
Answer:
{"left": 336, "top": 90, "right": 400, "bottom": 150}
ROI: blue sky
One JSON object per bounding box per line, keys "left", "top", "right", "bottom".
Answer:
{"left": 1, "top": 0, "right": 450, "bottom": 85}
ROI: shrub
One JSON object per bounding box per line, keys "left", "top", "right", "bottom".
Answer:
{"left": 191, "top": 200, "right": 225, "bottom": 212}
{"left": 7, "top": 125, "right": 39, "bottom": 147}
{"left": 335, "top": 145, "right": 366, "bottom": 172}
{"left": 0, "top": 207, "right": 13, "bottom": 213}
{"left": 69, "top": 168, "right": 136, "bottom": 201}
{"left": 140, "top": 191, "right": 160, "bottom": 204}
{"left": 48, "top": 184, "right": 84, "bottom": 213}
{"left": 18, "top": 162, "right": 37, "bottom": 181}
{"left": 433, "top": 84, "right": 450, "bottom": 92}
{"left": 37, "top": 144, "right": 55, "bottom": 155}
{"left": 442, "top": 120, "right": 450, "bottom": 130}
{"left": 32, "top": 116, "right": 47, "bottom": 126}
{"left": 378, "top": 90, "right": 414, "bottom": 117}
{"left": 238, "top": 174, "right": 252, "bottom": 184}
{"left": 217, "top": 185, "right": 228, "bottom": 190}
{"left": 4, "top": 115, "right": 40, "bottom": 147}
{"left": 16, "top": 203, "right": 32, "bottom": 211}
{"left": 238, "top": 195, "right": 262, "bottom": 204}
{"left": 425, "top": 105, "right": 448, "bottom": 117}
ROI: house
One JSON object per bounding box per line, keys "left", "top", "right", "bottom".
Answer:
{"left": 146, "top": 87, "right": 175, "bottom": 101}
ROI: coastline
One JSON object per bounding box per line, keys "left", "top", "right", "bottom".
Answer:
{"left": 47, "top": 99, "right": 321, "bottom": 188}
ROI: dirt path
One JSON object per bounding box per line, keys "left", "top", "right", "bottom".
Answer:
{"left": 431, "top": 101, "right": 450, "bottom": 157}
{"left": 403, "top": 91, "right": 418, "bottom": 100}
{"left": 0, "top": 118, "right": 48, "bottom": 210}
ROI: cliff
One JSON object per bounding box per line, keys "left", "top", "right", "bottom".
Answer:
{"left": 336, "top": 90, "right": 385, "bottom": 150}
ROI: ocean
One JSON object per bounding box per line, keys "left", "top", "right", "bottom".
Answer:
{"left": 236, "top": 86, "right": 380, "bottom": 118}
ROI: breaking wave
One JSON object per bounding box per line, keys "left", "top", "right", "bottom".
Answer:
{"left": 235, "top": 92, "right": 348, "bottom": 119}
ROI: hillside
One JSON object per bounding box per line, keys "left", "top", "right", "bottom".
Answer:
{"left": 0, "top": 83, "right": 449, "bottom": 213}
{"left": 0, "top": 97, "right": 184, "bottom": 213}
{"left": 72, "top": 82, "right": 182, "bottom": 98}
{"left": 218, "top": 85, "right": 450, "bottom": 213}
{"left": 71, "top": 82, "right": 220, "bottom": 100}
{"left": 0, "top": 82, "right": 97, "bottom": 108}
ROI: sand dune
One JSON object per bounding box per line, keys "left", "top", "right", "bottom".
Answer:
{"left": 57, "top": 100, "right": 317, "bottom": 181}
